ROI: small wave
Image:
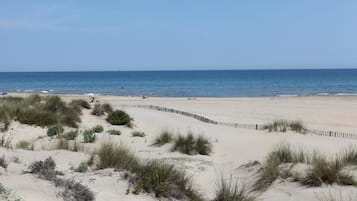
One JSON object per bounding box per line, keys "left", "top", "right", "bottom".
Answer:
{"left": 317, "top": 93, "right": 329, "bottom": 96}
{"left": 277, "top": 94, "right": 298, "bottom": 97}
{"left": 24, "top": 89, "right": 34, "bottom": 92}
{"left": 335, "top": 93, "right": 357, "bottom": 96}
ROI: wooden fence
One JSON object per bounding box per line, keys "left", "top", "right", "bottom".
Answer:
{"left": 120, "top": 104, "right": 357, "bottom": 140}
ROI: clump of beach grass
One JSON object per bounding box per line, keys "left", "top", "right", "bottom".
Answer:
{"left": 64, "top": 130, "right": 78, "bottom": 140}
{"left": 95, "top": 142, "right": 203, "bottom": 200}
{"left": 107, "top": 129, "right": 121, "bottom": 135}
{"left": 92, "top": 125, "right": 104, "bottom": 133}
{"left": 83, "top": 129, "right": 96, "bottom": 143}
{"left": 299, "top": 155, "right": 357, "bottom": 187}
{"left": 16, "top": 140, "right": 32, "bottom": 150}
{"left": 96, "top": 142, "right": 140, "bottom": 171}
{"left": 106, "top": 110, "right": 132, "bottom": 127}
{"left": 131, "top": 131, "right": 145, "bottom": 137}
{"left": 0, "top": 134, "right": 13, "bottom": 149}
{"left": 263, "top": 120, "right": 306, "bottom": 134}
{"left": 172, "top": 132, "right": 212, "bottom": 155}
{"left": 47, "top": 124, "right": 64, "bottom": 137}
{"left": 75, "top": 162, "right": 88, "bottom": 173}
{"left": 253, "top": 143, "right": 306, "bottom": 191}
{"left": 69, "top": 99, "right": 91, "bottom": 110}
{"left": 341, "top": 146, "right": 357, "bottom": 165}
{"left": 152, "top": 130, "right": 174, "bottom": 146}
{"left": 214, "top": 177, "right": 256, "bottom": 201}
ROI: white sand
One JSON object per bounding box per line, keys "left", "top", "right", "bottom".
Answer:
{"left": 1, "top": 94, "right": 357, "bottom": 201}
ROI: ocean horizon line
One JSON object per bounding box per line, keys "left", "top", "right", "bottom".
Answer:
{"left": 1, "top": 67, "right": 357, "bottom": 73}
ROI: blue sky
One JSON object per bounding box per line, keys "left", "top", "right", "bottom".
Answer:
{"left": 0, "top": 0, "right": 356, "bottom": 72}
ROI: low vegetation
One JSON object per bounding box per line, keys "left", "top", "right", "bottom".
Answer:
{"left": 153, "top": 130, "right": 174, "bottom": 146}
{"left": 0, "top": 134, "right": 13, "bottom": 149}
{"left": 92, "top": 125, "right": 104, "bottom": 133}
{"left": 131, "top": 131, "right": 145, "bottom": 137}
{"left": 106, "top": 110, "right": 132, "bottom": 127}
{"left": 107, "top": 129, "right": 121, "bottom": 135}
{"left": 75, "top": 162, "right": 88, "bottom": 173}
{"left": 15, "top": 140, "right": 32, "bottom": 150}
{"left": 83, "top": 129, "right": 96, "bottom": 143}
{"left": 214, "top": 178, "right": 256, "bottom": 201}
{"left": 69, "top": 99, "right": 91, "bottom": 110}
{"left": 263, "top": 120, "right": 306, "bottom": 133}
{"left": 172, "top": 132, "right": 212, "bottom": 155}
{"left": 0, "top": 155, "right": 8, "bottom": 170}
{"left": 253, "top": 143, "right": 357, "bottom": 191}
{"left": 95, "top": 142, "right": 203, "bottom": 200}
{"left": 91, "top": 103, "right": 113, "bottom": 116}
{"left": 28, "top": 157, "right": 94, "bottom": 201}
{"left": 47, "top": 124, "right": 64, "bottom": 137}
{"left": 64, "top": 130, "right": 78, "bottom": 140}
{"left": 0, "top": 95, "right": 83, "bottom": 130}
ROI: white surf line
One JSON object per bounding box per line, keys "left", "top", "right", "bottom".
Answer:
{"left": 119, "top": 104, "right": 357, "bottom": 140}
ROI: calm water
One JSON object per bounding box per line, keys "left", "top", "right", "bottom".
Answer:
{"left": 0, "top": 69, "right": 357, "bottom": 97}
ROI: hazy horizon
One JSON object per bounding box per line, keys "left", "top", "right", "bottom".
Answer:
{"left": 1, "top": 1, "right": 357, "bottom": 72}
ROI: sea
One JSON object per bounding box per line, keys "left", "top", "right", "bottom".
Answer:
{"left": 0, "top": 69, "right": 357, "bottom": 97}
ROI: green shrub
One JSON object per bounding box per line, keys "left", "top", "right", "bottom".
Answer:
{"left": 172, "top": 133, "right": 212, "bottom": 155}
{"left": 108, "top": 129, "right": 121, "bottom": 135}
{"left": 83, "top": 129, "right": 96, "bottom": 143}
{"left": 18, "top": 109, "right": 57, "bottom": 127}
{"left": 153, "top": 131, "right": 173, "bottom": 146}
{"left": 131, "top": 131, "right": 145, "bottom": 137}
{"left": 106, "top": 110, "right": 132, "bottom": 127}
{"left": 75, "top": 162, "right": 88, "bottom": 173}
{"left": 92, "top": 125, "right": 104, "bottom": 133}
{"left": 16, "top": 140, "right": 32, "bottom": 150}
{"left": 47, "top": 124, "right": 64, "bottom": 137}
{"left": 214, "top": 178, "right": 256, "bottom": 201}
{"left": 64, "top": 130, "right": 78, "bottom": 140}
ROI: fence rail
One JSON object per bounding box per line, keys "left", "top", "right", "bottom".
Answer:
{"left": 120, "top": 104, "right": 357, "bottom": 140}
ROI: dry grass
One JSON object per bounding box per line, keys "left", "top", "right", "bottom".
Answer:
{"left": 152, "top": 130, "right": 174, "bottom": 146}
{"left": 263, "top": 120, "right": 306, "bottom": 133}
{"left": 172, "top": 132, "right": 212, "bottom": 155}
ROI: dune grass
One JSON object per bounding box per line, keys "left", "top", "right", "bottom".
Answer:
{"left": 341, "top": 146, "right": 357, "bottom": 165}
{"left": 253, "top": 143, "right": 357, "bottom": 191}
{"left": 91, "top": 103, "right": 113, "bottom": 116}
{"left": 75, "top": 162, "right": 88, "bottom": 173}
{"left": 95, "top": 142, "right": 203, "bottom": 200}
{"left": 172, "top": 132, "right": 212, "bottom": 155}
{"left": 15, "top": 140, "right": 32, "bottom": 150}
{"left": 152, "top": 130, "right": 174, "bottom": 146}
{"left": 214, "top": 178, "right": 256, "bottom": 201}
{"left": 131, "top": 131, "right": 145, "bottom": 137}
{"left": 28, "top": 157, "right": 94, "bottom": 201}
{"left": 0, "top": 95, "right": 82, "bottom": 130}
{"left": 263, "top": 120, "right": 306, "bottom": 133}
{"left": 92, "top": 125, "right": 104, "bottom": 133}
{"left": 83, "top": 129, "right": 96, "bottom": 143}
{"left": 299, "top": 155, "right": 357, "bottom": 187}
{"left": 47, "top": 124, "right": 64, "bottom": 137}
{"left": 64, "top": 130, "right": 78, "bottom": 140}
{"left": 107, "top": 129, "right": 121, "bottom": 135}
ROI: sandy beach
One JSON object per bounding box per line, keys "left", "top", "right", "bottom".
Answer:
{"left": 1, "top": 94, "right": 357, "bottom": 201}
